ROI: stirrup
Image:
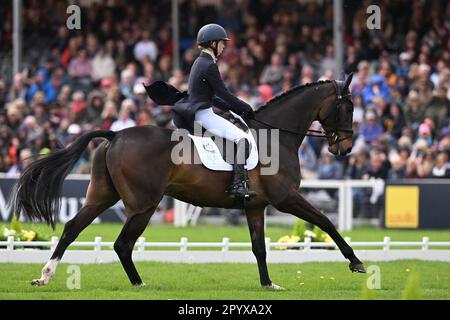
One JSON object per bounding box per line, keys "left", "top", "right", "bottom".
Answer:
{"left": 228, "top": 181, "right": 257, "bottom": 199}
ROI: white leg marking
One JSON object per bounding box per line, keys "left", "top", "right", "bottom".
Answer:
{"left": 31, "top": 259, "right": 60, "bottom": 286}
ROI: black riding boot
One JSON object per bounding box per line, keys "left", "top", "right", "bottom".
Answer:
{"left": 228, "top": 139, "right": 257, "bottom": 199}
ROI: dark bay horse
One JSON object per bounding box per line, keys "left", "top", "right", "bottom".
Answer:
{"left": 9, "top": 75, "right": 365, "bottom": 289}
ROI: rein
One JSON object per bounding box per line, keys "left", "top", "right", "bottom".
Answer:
{"left": 249, "top": 117, "right": 328, "bottom": 138}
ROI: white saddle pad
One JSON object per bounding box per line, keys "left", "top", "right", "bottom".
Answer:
{"left": 189, "top": 131, "right": 258, "bottom": 171}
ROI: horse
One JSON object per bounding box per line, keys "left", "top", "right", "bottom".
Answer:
{"left": 9, "top": 74, "right": 365, "bottom": 290}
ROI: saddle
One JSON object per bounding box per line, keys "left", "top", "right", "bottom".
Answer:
{"left": 188, "top": 111, "right": 258, "bottom": 171}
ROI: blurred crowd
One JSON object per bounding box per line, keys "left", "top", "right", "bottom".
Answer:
{"left": 0, "top": 0, "right": 450, "bottom": 191}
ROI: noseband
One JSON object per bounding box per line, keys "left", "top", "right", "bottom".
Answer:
{"left": 319, "top": 81, "right": 354, "bottom": 147}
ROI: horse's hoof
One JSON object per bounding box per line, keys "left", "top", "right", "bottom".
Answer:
{"left": 31, "top": 279, "right": 45, "bottom": 286}
{"left": 263, "top": 283, "right": 286, "bottom": 291}
{"left": 349, "top": 262, "right": 366, "bottom": 273}
{"left": 134, "top": 282, "right": 146, "bottom": 287}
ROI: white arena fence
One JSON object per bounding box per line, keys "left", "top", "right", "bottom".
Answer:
{"left": 1, "top": 236, "right": 449, "bottom": 264}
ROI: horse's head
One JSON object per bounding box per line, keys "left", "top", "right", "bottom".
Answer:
{"left": 317, "top": 73, "right": 354, "bottom": 156}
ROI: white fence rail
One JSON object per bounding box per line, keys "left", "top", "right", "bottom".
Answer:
{"left": 1, "top": 236, "right": 449, "bottom": 264}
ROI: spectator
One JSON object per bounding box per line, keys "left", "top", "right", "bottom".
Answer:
{"left": 68, "top": 49, "right": 92, "bottom": 80}
{"left": 387, "top": 153, "right": 406, "bottom": 179}
{"left": 425, "top": 85, "right": 449, "bottom": 130}
{"left": 6, "top": 148, "right": 34, "bottom": 177}
{"left": 317, "top": 151, "right": 343, "bottom": 180}
{"left": 91, "top": 47, "right": 116, "bottom": 82}
{"left": 110, "top": 102, "right": 136, "bottom": 132}
{"left": 27, "top": 70, "right": 56, "bottom": 103}
{"left": 346, "top": 150, "right": 370, "bottom": 180}
{"left": 404, "top": 90, "right": 425, "bottom": 131}
{"left": 259, "top": 52, "right": 285, "bottom": 89}
{"left": 430, "top": 151, "right": 450, "bottom": 178}
{"left": 69, "top": 91, "right": 87, "bottom": 124}
{"left": 364, "top": 150, "right": 390, "bottom": 180}
{"left": 298, "top": 138, "right": 317, "bottom": 179}
{"left": 100, "top": 100, "right": 118, "bottom": 130}
{"left": 134, "top": 31, "right": 158, "bottom": 63}
{"left": 359, "top": 110, "right": 384, "bottom": 144}
{"left": 362, "top": 74, "right": 392, "bottom": 105}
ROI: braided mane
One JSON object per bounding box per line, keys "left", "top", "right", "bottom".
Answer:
{"left": 255, "top": 80, "right": 332, "bottom": 113}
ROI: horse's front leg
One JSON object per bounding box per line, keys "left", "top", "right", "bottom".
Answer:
{"left": 274, "top": 191, "right": 366, "bottom": 273}
{"left": 245, "top": 208, "right": 285, "bottom": 290}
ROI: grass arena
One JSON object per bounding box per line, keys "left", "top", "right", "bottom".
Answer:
{"left": 1, "top": 224, "right": 449, "bottom": 299}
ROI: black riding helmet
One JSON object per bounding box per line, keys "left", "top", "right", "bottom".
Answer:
{"left": 197, "top": 24, "right": 230, "bottom": 45}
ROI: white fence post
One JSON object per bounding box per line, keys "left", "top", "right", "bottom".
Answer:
{"left": 383, "top": 236, "right": 391, "bottom": 251}
{"left": 6, "top": 236, "right": 14, "bottom": 251}
{"left": 338, "top": 184, "right": 346, "bottom": 231}
{"left": 422, "top": 237, "right": 429, "bottom": 251}
{"left": 50, "top": 236, "right": 58, "bottom": 251}
{"left": 94, "top": 236, "right": 102, "bottom": 263}
{"left": 265, "top": 237, "right": 271, "bottom": 252}
{"left": 222, "top": 237, "right": 229, "bottom": 252}
{"left": 94, "top": 237, "right": 102, "bottom": 252}
{"left": 138, "top": 237, "right": 145, "bottom": 252}
{"left": 344, "top": 180, "right": 353, "bottom": 231}
{"left": 303, "top": 237, "right": 311, "bottom": 251}
{"left": 180, "top": 237, "right": 188, "bottom": 252}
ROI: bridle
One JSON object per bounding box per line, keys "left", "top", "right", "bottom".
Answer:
{"left": 319, "top": 80, "right": 354, "bottom": 147}
{"left": 250, "top": 80, "right": 354, "bottom": 143}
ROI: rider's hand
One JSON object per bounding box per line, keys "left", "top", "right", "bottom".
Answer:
{"left": 241, "top": 107, "right": 255, "bottom": 120}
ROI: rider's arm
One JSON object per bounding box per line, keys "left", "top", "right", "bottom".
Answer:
{"left": 212, "top": 96, "right": 231, "bottom": 112}
{"left": 205, "top": 63, "right": 252, "bottom": 115}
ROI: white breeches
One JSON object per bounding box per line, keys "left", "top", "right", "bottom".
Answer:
{"left": 194, "top": 107, "right": 248, "bottom": 143}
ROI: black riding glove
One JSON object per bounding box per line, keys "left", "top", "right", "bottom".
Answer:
{"left": 241, "top": 107, "right": 255, "bottom": 120}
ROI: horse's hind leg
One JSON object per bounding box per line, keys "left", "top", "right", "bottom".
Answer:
{"left": 32, "top": 144, "right": 119, "bottom": 286}
{"left": 113, "top": 207, "right": 155, "bottom": 286}
{"left": 274, "top": 191, "right": 366, "bottom": 273}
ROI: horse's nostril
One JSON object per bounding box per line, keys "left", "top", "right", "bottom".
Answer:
{"left": 347, "top": 147, "right": 352, "bottom": 153}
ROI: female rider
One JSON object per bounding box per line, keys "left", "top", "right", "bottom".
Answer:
{"left": 179, "top": 23, "right": 257, "bottom": 199}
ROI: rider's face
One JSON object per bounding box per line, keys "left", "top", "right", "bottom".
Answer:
{"left": 217, "top": 41, "right": 226, "bottom": 56}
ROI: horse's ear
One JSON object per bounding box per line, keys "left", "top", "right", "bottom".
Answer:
{"left": 343, "top": 72, "right": 353, "bottom": 91}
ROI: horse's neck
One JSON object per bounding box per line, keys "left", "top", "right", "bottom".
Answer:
{"left": 254, "top": 90, "right": 325, "bottom": 150}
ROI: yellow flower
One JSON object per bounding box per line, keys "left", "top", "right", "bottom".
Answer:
{"left": 405, "top": 268, "right": 411, "bottom": 273}
{"left": 276, "top": 235, "right": 300, "bottom": 250}
{"left": 329, "top": 277, "right": 335, "bottom": 280}
{"left": 21, "top": 229, "right": 36, "bottom": 241}
{"left": 322, "top": 234, "right": 334, "bottom": 243}
{"left": 320, "top": 276, "right": 325, "bottom": 280}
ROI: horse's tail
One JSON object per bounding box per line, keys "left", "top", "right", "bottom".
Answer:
{"left": 8, "top": 130, "right": 116, "bottom": 229}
